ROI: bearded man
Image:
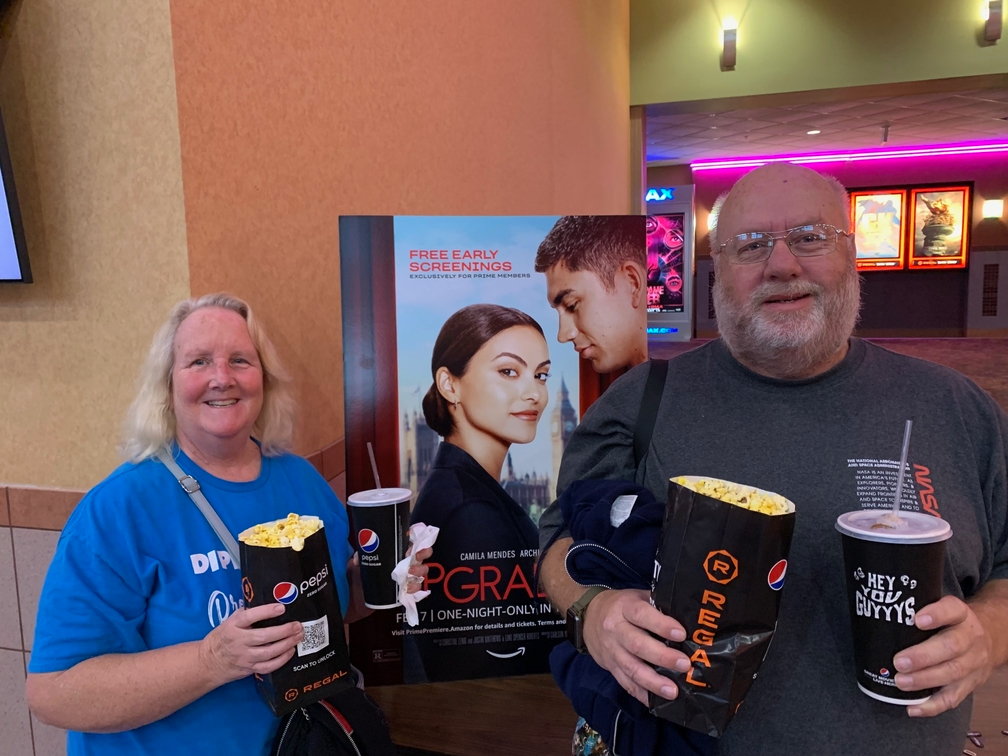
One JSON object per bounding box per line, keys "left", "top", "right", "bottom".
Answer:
{"left": 537, "top": 163, "right": 1008, "bottom": 755}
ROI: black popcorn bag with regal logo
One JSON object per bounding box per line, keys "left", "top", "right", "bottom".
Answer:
{"left": 239, "top": 518, "right": 354, "bottom": 717}
{"left": 649, "top": 477, "right": 797, "bottom": 737}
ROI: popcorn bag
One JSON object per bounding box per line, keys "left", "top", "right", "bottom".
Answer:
{"left": 649, "top": 477, "right": 797, "bottom": 737}
{"left": 239, "top": 514, "right": 353, "bottom": 716}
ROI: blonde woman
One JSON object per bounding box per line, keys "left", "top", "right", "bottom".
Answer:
{"left": 26, "top": 293, "right": 429, "bottom": 756}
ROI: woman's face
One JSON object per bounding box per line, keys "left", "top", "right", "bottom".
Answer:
{"left": 171, "top": 307, "right": 264, "bottom": 452}
{"left": 451, "top": 325, "right": 550, "bottom": 446}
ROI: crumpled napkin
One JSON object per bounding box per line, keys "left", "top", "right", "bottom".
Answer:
{"left": 391, "top": 522, "right": 439, "bottom": 626}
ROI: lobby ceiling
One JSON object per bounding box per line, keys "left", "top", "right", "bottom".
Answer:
{"left": 646, "top": 88, "right": 1008, "bottom": 164}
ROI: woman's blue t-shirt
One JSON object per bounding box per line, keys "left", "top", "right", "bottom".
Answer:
{"left": 28, "top": 448, "right": 352, "bottom": 756}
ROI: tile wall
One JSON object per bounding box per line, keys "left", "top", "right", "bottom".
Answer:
{"left": 0, "top": 488, "right": 76, "bottom": 756}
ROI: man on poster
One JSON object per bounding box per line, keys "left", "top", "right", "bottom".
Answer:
{"left": 538, "top": 164, "right": 1008, "bottom": 755}
{"left": 535, "top": 216, "right": 649, "bottom": 373}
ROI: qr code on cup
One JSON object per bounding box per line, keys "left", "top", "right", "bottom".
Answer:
{"left": 297, "top": 616, "right": 330, "bottom": 656}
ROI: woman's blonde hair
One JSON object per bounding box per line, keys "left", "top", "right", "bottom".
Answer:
{"left": 121, "top": 293, "right": 296, "bottom": 462}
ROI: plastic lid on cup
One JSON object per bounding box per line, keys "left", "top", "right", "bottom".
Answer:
{"left": 347, "top": 487, "right": 412, "bottom": 506}
{"left": 835, "top": 509, "right": 952, "bottom": 545}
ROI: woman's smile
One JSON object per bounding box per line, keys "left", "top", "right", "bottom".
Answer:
{"left": 512, "top": 409, "right": 540, "bottom": 421}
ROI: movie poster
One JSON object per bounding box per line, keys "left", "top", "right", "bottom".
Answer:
{"left": 646, "top": 213, "right": 686, "bottom": 312}
{"left": 393, "top": 215, "right": 580, "bottom": 682}
{"left": 850, "top": 189, "right": 906, "bottom": 271}
{"left": 908, "top": 185, "right": 971, "bottom": 269}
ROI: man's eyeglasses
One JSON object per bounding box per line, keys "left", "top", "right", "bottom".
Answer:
{"left": 716, "top": 223, "right": 852, "bottom": 265}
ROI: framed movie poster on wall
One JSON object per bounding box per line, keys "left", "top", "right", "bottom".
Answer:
{"left": 646, "top": 213, "right": 686, "bottom": 310}
{"left": 849, "top": 188, "right": 907, "bottom": 271}
{"left": 907, "top": 184, "right": 972, "bottom": 269}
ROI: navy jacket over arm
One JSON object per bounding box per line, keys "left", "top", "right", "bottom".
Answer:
{"left": 550, "top": 479, "right": 715, "bottom": 756}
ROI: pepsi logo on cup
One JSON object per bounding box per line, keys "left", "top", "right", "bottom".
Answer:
{"left": 767, "top": 559, "right": 787, "bottom": 591}
{"left": 358, "top": 529, "right": 380, "bottom": 554}
{"left": 273, "top": 581, "right": 299, "bottom": 604}
{"left": 880, "top": 668, "right": 890, "bottom": 678}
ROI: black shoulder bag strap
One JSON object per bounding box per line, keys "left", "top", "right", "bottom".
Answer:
{"left": 536, "top": 359, "right": 670, "bottom": 587}
{"left": 633, "top": 359, "right": 669, "bottom": 470}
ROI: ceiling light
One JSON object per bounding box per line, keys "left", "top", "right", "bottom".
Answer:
{"left": 807, "top": 129, "right": 821, "bottom": 135}
{"left": 983, "top": 199, "right": 1004, "bottom": 218}
{"left": 690, "top": 141, "right": 1008, "bottom": 171}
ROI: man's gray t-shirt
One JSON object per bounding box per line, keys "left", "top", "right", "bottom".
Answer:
{"left": 541, "top": 338, "right": 1008, "bottom": 755}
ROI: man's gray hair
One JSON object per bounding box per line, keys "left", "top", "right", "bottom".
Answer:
{"left": 121, "top": 292, "right": 295, "bottom": 462}
{"left": 708, "top": 170, "right": 850, "bottom": 252}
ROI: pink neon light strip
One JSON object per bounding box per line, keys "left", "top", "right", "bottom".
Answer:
{"left": 690, "top": 142, "right": 1008, "bottom": 171}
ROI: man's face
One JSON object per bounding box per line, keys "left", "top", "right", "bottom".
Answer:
{"left": 712, "top": 164, "right": 861, "bottom": 378}
{"left": 544, "top": 261, "right": 646, "bottom": 373}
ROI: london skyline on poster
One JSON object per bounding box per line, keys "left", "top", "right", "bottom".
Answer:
{"left": 392, "top": 215, "right": 581, "bottom": 527}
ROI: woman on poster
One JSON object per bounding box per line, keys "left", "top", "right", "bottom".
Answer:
{"left": 409, "top": 303, "right": 559, "bottom": 681}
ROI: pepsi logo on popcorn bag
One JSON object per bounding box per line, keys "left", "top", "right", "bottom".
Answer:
{"left": 767, "top": 559, "right": 788, "bottom": 591}
{"left": 358, "top": 529, "right": 380, "bottom": 554}
{"left": 273, "top": 582, "right": 299, "bottom": 604}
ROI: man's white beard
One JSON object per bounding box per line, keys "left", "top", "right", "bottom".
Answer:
{"left": 713, "top": 262, "right": 862, "bottom": 379}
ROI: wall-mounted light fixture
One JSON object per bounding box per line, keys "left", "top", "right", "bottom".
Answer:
{"left": 982, "top": 199, "right": 1004, "bottom": 218}
{"left": 722, "top": 17, "right": 737, "bottom": 69}
{"left": 984, "top": 0, "right": 1003, "bottom": 42}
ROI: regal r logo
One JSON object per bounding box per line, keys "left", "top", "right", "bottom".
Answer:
{"left": 704, "top": 550, "right": 739, "bottom": 585}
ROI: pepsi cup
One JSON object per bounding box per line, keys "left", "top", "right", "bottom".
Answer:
{"left": 238, "top": 519, "right": 353, "bottom": 716}
{"left": 836, "top": 510, "right": 951, "bottom": 705}
{"left": 346, "top": 488, "right": 411, "bottom": 609}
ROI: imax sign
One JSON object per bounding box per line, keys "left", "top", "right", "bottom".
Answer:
{"left": 645, "top": 187, "right": 675, "bottom": 202}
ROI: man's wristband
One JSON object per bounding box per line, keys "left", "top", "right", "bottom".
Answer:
{"left": 566, "top": 586, "right": 610, "bottom": 654}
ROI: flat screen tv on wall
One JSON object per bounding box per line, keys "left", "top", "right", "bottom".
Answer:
{"left": 0, "top": 107, "right": 29, "bottom": 282}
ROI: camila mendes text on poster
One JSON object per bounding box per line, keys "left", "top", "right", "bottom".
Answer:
{"left": 393, "top": 216, "right": 580, "bottom": 682}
